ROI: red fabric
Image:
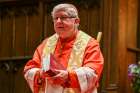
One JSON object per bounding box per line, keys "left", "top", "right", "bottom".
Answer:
{"left": 68, "top": 70, "right": 80, "bottom": 88}
{"left": 34, "top": 71, "right": 40, "bottom": 93}
{"left": 23, "top": 60, "right": 41, "bottom": 75}
{"left": 50, "top": 53, "right": 66, "bottom": 70}
{"left": 34, "top": 71, "right": 46, "bottom": 93}
{"left": 83, "top": 39, "right": 104, "bottom": 80}
{"left": 24, "top": 31, "right": 104, "bottom": 90}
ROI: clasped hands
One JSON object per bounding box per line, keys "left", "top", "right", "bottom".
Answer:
{"left": 37, "top": 69, "right": 68, "bottom": 86}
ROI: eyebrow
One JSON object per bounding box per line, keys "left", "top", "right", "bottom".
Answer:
{"left": 54, "top": 14, "right": 69, "bottom": 17}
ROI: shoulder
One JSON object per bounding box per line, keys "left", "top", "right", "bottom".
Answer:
{"left": 79, "top": 30, "right": 99, "bottom": 46}
{"left": 86, "top": 36, "right": 100, "bottom": 50}
{"left": 88, "top": 38, "right": 99, "bottom": 45}
{"left": 37, "top": 33, "right": 57, "bottom": 50}
{"left": 37, "top": 38, "right": 48, "bottom": 50}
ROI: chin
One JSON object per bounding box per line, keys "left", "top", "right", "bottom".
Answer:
{"left": 56, "top": 30, "right": 65, "bottom": 34}
{"left": 58, "top": 29, "right": 65, "bottom": 32}
{"left": 58, "top": 33, "right": 68, "bottom": 39}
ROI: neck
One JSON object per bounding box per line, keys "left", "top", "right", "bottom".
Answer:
{"left": 59, "top": 29, "right": 78, "bottom": 42}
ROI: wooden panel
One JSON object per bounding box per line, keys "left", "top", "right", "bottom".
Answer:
{"left": 44, "top": 13, "right": 54, "bottom": 37}
{"left": 78, "top": 8, "right": 88, "bottom": 33}
{"left": 137, "top": 1, "right": 140, "bottom": 61}
{"left": 118, "top": 0, "right": 138, "bottom": 93}
{"left": 126, "top": 0, "right": 138, "bottom": 93}
{"left": 138, "top": 1, "right": 140, "bottom": 49}
{"left": 80, "top": 8, "right": 98, "bottom": 35}
{"left": 109, "top": 0, "right": 119, "bottom": 85}
{"left": 0, "top": 69, "right": 11, "bottom": 93}
{"left": 88, "top": 7, "right": 100, "bottom": 37}
{"left": 100, "top": 0, "right": 120, "bottom": 93}
{"left": 13, "top": 63, "right": 31, "bottom": 93}
{"left": 27, "top": 14, "right": 42, "bottom": 55}
{"left": 14, "top": 16, "right": 26, "bottom": 56}
{"left": 101, "top": 0, "right": 113, "bottom": 89}
{"left": 118, "top": 0, "right": 128, "bottom": 92}
{"left": 0, "top": 58, "right": 32, "bottom": 93}
{"left": 0, "top": 16, "right": 13, "bottom": 57}
{"left": 127, "top": 0, "right": 137, "bottom": 48}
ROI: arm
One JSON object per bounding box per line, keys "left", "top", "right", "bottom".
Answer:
{"left": 23, "top": 39, "right": 47, "bottom": 93}
{"left": 68, "top": 38, "right": 104, "bottom": 92}
{"left": 82, "top": 38, "right": 104, "bottom": 79}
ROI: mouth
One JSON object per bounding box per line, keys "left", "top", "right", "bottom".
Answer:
{"left": 57, "top": 26, "right": 64, "bottom": 29}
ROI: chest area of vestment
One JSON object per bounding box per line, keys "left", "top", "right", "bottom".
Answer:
{"left": 43, "top": 31, "right": 91, "bottom": 70}
{"left": 54, "top": 40, "right": 74, "bottom": 68}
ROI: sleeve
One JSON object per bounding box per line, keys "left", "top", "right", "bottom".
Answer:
{"left": 83, "top": 38, "right": 104, "bottom": 78}
{"left": 23, "top": 39, "right": 47, "bottom": 93}
{"left": 68, "top": 38, "right": 104, "bottom": 92}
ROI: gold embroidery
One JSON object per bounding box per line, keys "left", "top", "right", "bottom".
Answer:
{"left": 67, "top": 31, "right": 91, "bottom": 71}
{"left": 43, "top": 34, "right": 58, "bottom": 57}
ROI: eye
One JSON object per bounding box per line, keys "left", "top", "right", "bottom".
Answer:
{"left": 53, "top": 17, "right": 59, "bottom": 21}
{"left": 53, "top": 16, "right": 75, "bottom": 22}
{"left": 60, "top": 17, "right": 69, "bottom": 20}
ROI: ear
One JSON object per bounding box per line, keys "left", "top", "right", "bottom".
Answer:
{"left": 75, "top": 18, "right": 80, "bottom": 24}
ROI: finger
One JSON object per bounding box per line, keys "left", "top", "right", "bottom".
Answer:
{"left": 53, "top": 72, "right": 63, "bottom": 78}
{"left": 51, "top": 69, "right": 61, "bottom": 74}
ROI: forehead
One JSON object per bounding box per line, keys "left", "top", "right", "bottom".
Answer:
{"left": 53, "top": 11, "right": 69, "bottom": 17}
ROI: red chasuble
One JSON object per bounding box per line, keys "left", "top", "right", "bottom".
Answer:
{"left": 24, "top": 31, "right": 104, "bottom": 93}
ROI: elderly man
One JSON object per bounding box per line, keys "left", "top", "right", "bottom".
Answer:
{"left": 24, "top": 3, "right": 104, "bottom": 93}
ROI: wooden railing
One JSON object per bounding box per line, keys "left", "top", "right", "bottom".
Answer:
{"left": 0, "top": 56, "right": 32, "bottom": 72}
{"left": 127, "top": 47, "right": 140, "bottom": 61}
{"left": 0, "top": 56, "right": 32, "bottom": 62}
{"left": 127, "top": 47, "right": 140, "bottom": 53}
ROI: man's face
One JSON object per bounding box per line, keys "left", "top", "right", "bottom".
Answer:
{"left": 53, "top": 11, "right": 79, "bottom": 39}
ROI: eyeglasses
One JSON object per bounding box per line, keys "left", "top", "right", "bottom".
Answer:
{"left": 53, "top": 16, "right": 75, "bottom": 22}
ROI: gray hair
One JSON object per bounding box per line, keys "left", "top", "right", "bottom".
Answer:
{"left": 51, "top": 3, "right": 79, "bottom": 18}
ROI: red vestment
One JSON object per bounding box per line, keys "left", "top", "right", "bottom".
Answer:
{"left": 24, "top": 31, "right": 104, "bottom": 93}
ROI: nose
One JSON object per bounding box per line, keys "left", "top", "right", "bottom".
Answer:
{"left": 56, "top": 18, "right": 62, "bottom": 23}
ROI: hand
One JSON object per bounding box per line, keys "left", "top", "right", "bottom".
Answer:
{"left": 48, "top": 69, "right": 68, "bottom": 85}
{"left": 35, "top": 70, "right": 45, "bottom": 86}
